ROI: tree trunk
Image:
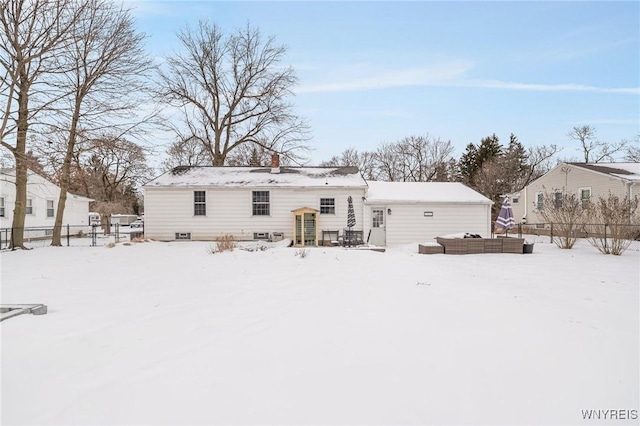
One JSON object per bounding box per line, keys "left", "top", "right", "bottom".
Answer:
{"left": 52, "top": 95, "right": 83, "bottom": 246}
{"left": 10, "top": 73, "right": 30, "bottom": 250}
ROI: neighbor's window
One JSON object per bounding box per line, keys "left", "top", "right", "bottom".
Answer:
{"left": 320, "top": 198, "right": 335, "bottom": 214}
{"left": 194, "top": 191, "right": 206, "bottom": 216}
{"left": 535, "top": 192, "right": 543, "bottom": 210}
{"left": 252, "top": 191, "right": 270, "bottom": 216}
{"left": 579, "top": 187, "right": 591, "bottom": 208}
{"left": 26, "top": 198, "right": 33, "bottom": 215}
{"left": 0, "top": 197, "right": 4, "bottom": 217}
{"left": 47, "top": 200, "right": 54, "bottom": 218}
{"left": 554, "top": 191, "right": 563, "bottom": 208}
{"left": 512, "top": 197, "right": 519, "bottom": 204}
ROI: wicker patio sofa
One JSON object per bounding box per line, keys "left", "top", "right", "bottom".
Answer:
{"left": 434, "top": 236, "right": 525, "bottom": 254}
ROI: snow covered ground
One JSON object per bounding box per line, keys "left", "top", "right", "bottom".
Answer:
{"left": 1, "top": 238, "right": 638, "bottom": 425}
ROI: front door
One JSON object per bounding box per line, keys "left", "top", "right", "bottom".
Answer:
{"left": 369, "top": 208, "right": 386, "bottom": 246}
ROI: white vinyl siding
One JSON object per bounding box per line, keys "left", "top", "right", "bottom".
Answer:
{"left": 363, "top": 203, "right": 491, "bottom": 247}
{"left": 143, "top": 187, "right": 367, "bottom": 242}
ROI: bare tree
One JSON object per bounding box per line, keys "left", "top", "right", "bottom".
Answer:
{"left": 0, "top": 0, "right": 85, "bottom": 248}
{"left": 535, "top": 190, "right": 586, "bottom": 249}
{"left": 583, "top": 194, "right": 640, "bottom": 255}
{"left": 624, "top": 135, "right": 640, "bottom": 162}
{"left": 158, "top": 21, "right": 310, "bottom": 167}
{"left": 47, "top": 0, "right": 154, "bottom": 246}
{"left": 568, "top": 125, "right": 627, "bottom": 163}
{"left": 320, "top": 147, "right": 377, "bottom": 180}
{"left": 372, "top": 135, "right": 455, "bottom": 182}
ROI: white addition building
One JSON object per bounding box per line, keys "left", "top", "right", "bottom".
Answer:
{"left": 143, "top": 156, "right": 493, "bottom": 247}
{"left": 0, "top": 169, "right": 93, "bottom": 231}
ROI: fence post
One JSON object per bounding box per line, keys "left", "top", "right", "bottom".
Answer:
{"left": 550, "top": 223, "right": 554, "bottom": 243}
{"left": 91, "top": 225, "right": 97, "bottom": 247}
{"left": 66, "top": 224, "right": 70, "bottom": 246}
{"left": 604, "top": 223, "right": 608, "bottom": 252}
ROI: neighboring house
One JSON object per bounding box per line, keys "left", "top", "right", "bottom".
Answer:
{"left": 1, "top": 169, "right": 93, "bottom": 235}
{"left": 363, "top": 181, "right": 493, "bottom": 246}
{"left": 509, "top": 162, "right": 640, "bottom": 225}
{"left": 143, "top": 155, "right": 493, "bottom": 246}
{"left": 143, "top": 157, "right": 368, "bottom": 245}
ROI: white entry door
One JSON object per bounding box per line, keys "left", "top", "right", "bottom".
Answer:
{"left": 369, "top": 208, "right": 386, "bottom": 246}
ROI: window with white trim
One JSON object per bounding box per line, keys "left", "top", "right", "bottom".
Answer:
{"left": 535, "top": 192, "right": 543, "bottom": 210}
{"left": 194, "top": 191, "right": 206, "bottom": 216}
{"left": 579, "top": 187, "right": 591, "bottom": 208}
{"left": 0, "top": 197, "right": 4, "bottom": 217}
{"left": 512, "top": 197, "right": 519, "bottom": 204}
{"left": 47, "top": 200, "right": 54, "bottom": 218}
{"left": 26, "top": 198, "right": 33, "bottom": 215}
{"left": 320, "top": 198, "right": 335, "bottom": 214}
{"left": 252, "top": 191, "right": 270, "bottom": 216}
{"left": 554, "top": 191, "right": 563, "bottom": 208}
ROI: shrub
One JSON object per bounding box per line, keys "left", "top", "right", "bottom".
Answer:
{"left": 294, "top": 248, "right": 308, "bottom": 258}
{"left": 535, "top": 190, "right": 585, "bottom": 249}
{"left": 583, "top": 194, "right": 640, "bottom": 255}
{"left": 207, "top": 235, "right": 236, "bottom": 254}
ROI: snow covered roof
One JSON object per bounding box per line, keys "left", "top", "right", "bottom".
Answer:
{"left": 365, "top": 181, "right": 493, "bottom": 204}
{"left": 145, "top": 166, "right": 367, "bottom": 188}
{"left": 569, "top": 162, "right": 640, "bottom": 182}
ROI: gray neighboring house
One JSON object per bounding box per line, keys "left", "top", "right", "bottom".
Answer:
{"left": 510, "top": 162, "right": 640, "bottom": 225}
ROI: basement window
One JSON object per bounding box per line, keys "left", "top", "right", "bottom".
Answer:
{"left": 175, "top": 232, "right": 192, "bottom": 240}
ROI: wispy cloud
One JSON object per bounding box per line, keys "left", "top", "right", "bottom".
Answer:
{"left": 461, "top": 80, "right": 640, "bottom": 95}
{"left": 296, "top": 62, "right": 640, "bottom": 95}
{"left": 296, "top": 61, "right": 473, "bottom": 94}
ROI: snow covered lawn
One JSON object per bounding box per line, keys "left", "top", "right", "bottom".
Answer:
{"left": 1, "top": 240, "right": 638, "bottom": 425}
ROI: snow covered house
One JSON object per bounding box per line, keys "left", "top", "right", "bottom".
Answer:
{"left": 143, "top": 157, "right": 368, "bottom": 245}
{"left": 510, "top": 162, "right": 640, "bottom": 225}
{"left": 144, "top": 155, "right": 494, "bottom": 246}
{"left": 363, "top": 181, "right": 493, "bottom": 246}
{"left": 0, "top": 169, "right": 93, "bottom": 230}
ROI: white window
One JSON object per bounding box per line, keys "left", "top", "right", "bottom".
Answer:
{"left": 47, "top": 200, "right": 55, "bottom": 218}
{"left": 194, "top": 191, "right": 206, "bottom": 216}
{"left": 26, "top": 198, "right": 33, "bottom": 215}
{"left": 0, "top": 197, "right": 4, "bottom": 217}
{"left": 578, "top": 187, "right": 591, "bottom": 208}
{"left": 320, "top": 198, "right": 335, "bottom": 214}
{"left": 252, "top": 191, "right": 270, "bottom": 216}
{"left": 535, "top": 192, "right": 543, "bottom": 210}
{"left": 554, "top": 191, "right": 563, "bottom": 208}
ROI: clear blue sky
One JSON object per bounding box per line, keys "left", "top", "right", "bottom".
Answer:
{"left": 127, "top": 1, "right": 639, "bottom": 165}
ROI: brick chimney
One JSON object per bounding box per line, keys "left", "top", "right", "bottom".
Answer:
{"left": 270, "top": 153, "right": 280, "bottom": 174}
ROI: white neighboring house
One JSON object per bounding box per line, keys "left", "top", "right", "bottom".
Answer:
{"left": 143, "top": 159, "right": 368, "bottom": 245}
{"left": 0, "top": 169, "right": 93, "bottom": 233}
{"left": 363, "top": 181, "right": 493, "bottom": 246}
{"left": 510, "top": 162, "right": 640, "bottom": 225}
